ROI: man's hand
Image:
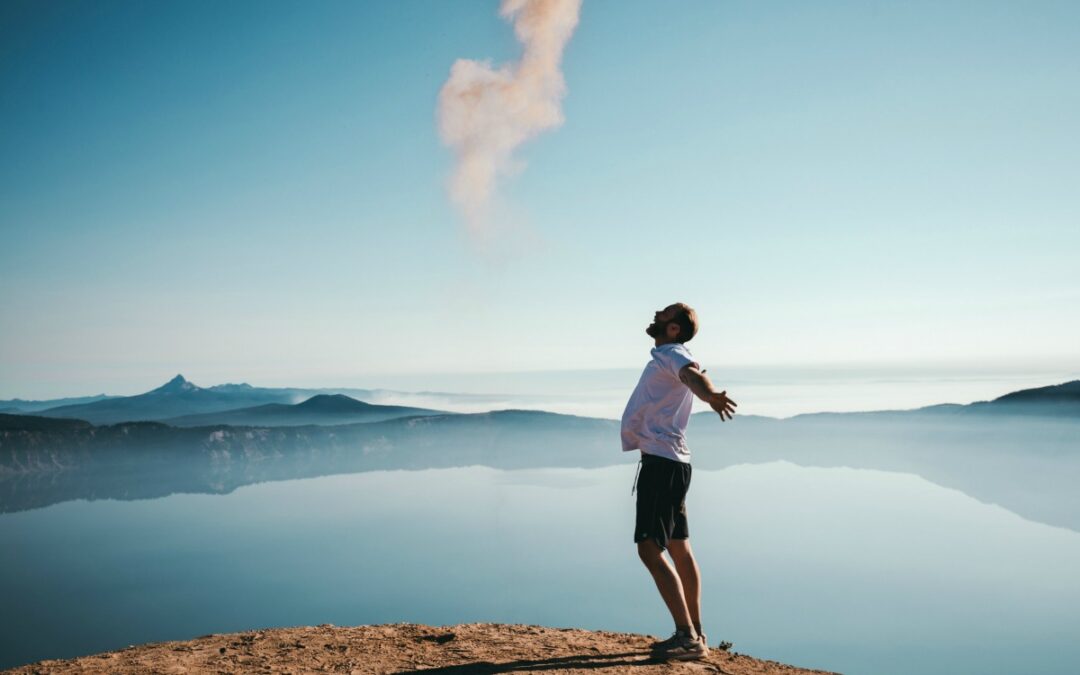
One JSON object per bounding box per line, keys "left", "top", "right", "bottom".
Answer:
{"left": 679, "top": 365, "right": 738, "bottom": 421}
{"left": 707, "top": 390, "right": 737, "bottom": 421}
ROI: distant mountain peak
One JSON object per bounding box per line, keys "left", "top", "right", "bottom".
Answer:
{"left": 152, "top": 374, "right": 201, "bottom": 394}
{"left": 993, "top": 379, "right": 1080, "bottom": 404}
{"left": 208, "top": 382, "right": 254, "bottom": 392}
{"left": 295, "top": 394, "right": 372, "bottom": 411}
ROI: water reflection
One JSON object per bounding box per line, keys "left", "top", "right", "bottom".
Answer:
{"left": 2, "top": 462, "right": 1078, "bottom": 674}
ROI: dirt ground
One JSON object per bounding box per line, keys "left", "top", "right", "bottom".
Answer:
{"left": 3, "top": 622, "right": 839, "bottom": 674}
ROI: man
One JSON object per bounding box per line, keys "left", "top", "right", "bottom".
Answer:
{"left": 621, "top": 302, "right": 737, "bottom": 661}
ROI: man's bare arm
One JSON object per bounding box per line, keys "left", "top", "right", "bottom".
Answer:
{"left": 679, "top": 364, "right": 737, "bottom": 421}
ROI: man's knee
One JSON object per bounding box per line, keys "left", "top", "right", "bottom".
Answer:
{"left": 667, "top": 538, "right": 695, "bottom": 562}
{"left": 637, "top": 538, "right": 665, "bottom": 567}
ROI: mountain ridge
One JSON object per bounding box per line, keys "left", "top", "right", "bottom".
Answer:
{"left": 31, "top": 375, "right": 387, "bottom": 425}
{"left": 21, "top": 376, "right": 1080, "bottom": 426}
{"left": 715, "top": 379, "right": 1080, "bottom": 421}
{"left": 161, "top": 393, "right": 442, "bottom": 428}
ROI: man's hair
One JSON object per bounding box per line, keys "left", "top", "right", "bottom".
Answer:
{"left": 671, "top": 303, "right": 698, "bottom": 343}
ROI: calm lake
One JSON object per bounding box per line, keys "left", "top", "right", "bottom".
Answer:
{"left": 2, "top": 461, "right": 1079, "bottom": 674}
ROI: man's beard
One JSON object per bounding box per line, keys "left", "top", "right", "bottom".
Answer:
{"left": 646, "top": 321, "right": 665, "bottom": 338}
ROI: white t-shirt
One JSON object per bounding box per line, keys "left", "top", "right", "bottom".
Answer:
{"left": 621, "top": 342, "right": 700, "bottom": 463}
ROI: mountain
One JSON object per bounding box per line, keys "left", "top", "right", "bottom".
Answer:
{"left": 152, "top": 374, "right": 200, "bottom": 393}
{"left": 972, "top": 379, "right": 1080, "bottom": 414}
{"left": 22, "top": 377, "right": 1080, "bottom": 426}
{"left": 295, "top": 393, "right": 386, "bottom": 412}
{"left": 206, "top": 382, "right": 257, "bottom": 393}
{"left": 28, "top": 375, "right": 426, "bottom": 425}
{"left": 0, "top": 393, "right": 117, "bottom": 414}
{"left": 162, "top": 394, "right": 443, "bottom": 427}
{"left": 995, "top": 379, "right": 1080, "bottom": 402}
{"left": 0, "top": 413, "right": 93, "bottom": 432}
{"left": 34, "top": 375, "right": 306, "bottom": 425}
{"left": 762, "top": 379, "right": 1080, "bottom": 421}
{"left": 922, "top": 379, "right": 1080, "bottom": 417}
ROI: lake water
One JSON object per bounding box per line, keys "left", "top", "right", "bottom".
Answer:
{"left": 3, "top": 462, "right": 1079, "bottom": 674}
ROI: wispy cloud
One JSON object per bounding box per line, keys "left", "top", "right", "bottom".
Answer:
{"left": 437, "top": 0, "right": 582, "bottom": 242}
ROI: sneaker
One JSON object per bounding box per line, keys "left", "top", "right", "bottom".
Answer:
{"left": 649, "top": 630, "right": 682, "bottom": 651}
{"left": 650, "top": 630, "right": 708, "bottom": 650}
{"left": 651, "top": 630, "right": 708, "bottom": 661}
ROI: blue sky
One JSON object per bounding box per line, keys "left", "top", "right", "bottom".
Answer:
{"left": 2, "top": 0, "right": 1078, "bottom": 398}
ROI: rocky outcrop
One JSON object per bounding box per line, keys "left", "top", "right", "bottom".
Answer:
{"left": 1, "top": 622, "right": 837, "bottom": 674}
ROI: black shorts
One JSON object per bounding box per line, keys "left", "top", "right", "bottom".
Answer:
{"left": 633, "top": 453, "right": 692, "bottom": 551}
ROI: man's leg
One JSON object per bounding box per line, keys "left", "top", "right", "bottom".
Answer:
{"left": 637, "top": 539, "right": 694, "bottom": 632}
{"left": 667, "top": 538, "right": 701, "bottom": 633}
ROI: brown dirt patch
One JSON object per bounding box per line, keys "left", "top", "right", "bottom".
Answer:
{"left": 3, "top": 622, "right": 839, "bottom": 674}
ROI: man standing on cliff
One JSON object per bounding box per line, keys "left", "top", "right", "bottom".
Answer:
{"left": 621, "top": 302, "right": 737, "bottom": 661}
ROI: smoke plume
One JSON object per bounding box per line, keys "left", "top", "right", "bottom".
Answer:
{"left": 437, "top": 0, "right": 581, "bottom": 239}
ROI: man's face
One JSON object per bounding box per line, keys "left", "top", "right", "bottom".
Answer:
{"left": 646, "top": 304, "right": 681, "bottom": 340}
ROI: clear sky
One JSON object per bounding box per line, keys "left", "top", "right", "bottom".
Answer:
{"left": 2, "top": 0, "right": 1079, "bottom": 399}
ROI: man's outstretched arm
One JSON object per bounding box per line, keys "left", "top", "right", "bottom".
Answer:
{"left": 679, "top": 365, "right": 737, "bottom": 421}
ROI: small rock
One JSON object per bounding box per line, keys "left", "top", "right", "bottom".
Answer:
{"left": 421, "top": 632, "right": 457, "bottom": 644}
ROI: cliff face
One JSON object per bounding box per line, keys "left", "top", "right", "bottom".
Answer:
{"left": 1, "top": 622, "right": 838, "bottom": 674}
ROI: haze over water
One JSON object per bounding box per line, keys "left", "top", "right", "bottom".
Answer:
{"left": 360, "top": 361, "right": 1080, "bottom": 419}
